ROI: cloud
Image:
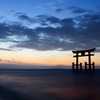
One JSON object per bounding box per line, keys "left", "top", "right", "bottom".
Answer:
{"left": 14, "top": 12, "right": 35, "bottom": 23}
{"left": 0, "top": 58, "right": 22, "bottom": 64}
{"left": 0, "top": 48, "right": 12, "bottom": 51}
{"left": 0, "top": 59, "right": 2, "bottom": 61}
{"left": 95, "top": 6, "right": 100, "bottom": 10}
{"left": 67, "top": 6, "right": 88, "bottom": 14}
{"left": 53, "top": 6, "right": 87, "bottom": 14}
{"left": 34, "top": 5, "right": 46, "bottom": 10}
{"left": 0, "top": 16, "right": 4, "bottom": 19}
{"left": 15, "top": 13, "right": 60, "bottom": 26}
{"left": 56, "top": 8, "right": 64, "bottom": 13}
{"left": 0, "top": 7, "right": 100, "bottom": 52}
{"left": 3, "top": 10, "right": 15, "bottom": 14}
{"left": 53, "top": 4, "right": 65, "bottom": 13}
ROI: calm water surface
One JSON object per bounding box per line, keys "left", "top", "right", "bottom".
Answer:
{"left": 0, "top": 69, "right": 100, "bottom": 100}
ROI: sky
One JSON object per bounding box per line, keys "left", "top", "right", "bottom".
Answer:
{"left": 0, "top": 0, "right": 100, "bottom": 69}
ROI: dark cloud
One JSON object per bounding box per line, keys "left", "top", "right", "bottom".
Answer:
{"left": 53, "top": 5, "right": 66, "bottom": 13}
{"left": 0, "top": 7, "right": 100, "bottom": 52}
{"left": 95, "top": 6, "right": 100, "bottom": 10}
{"left": 46, "top": 16, "right": 60, "bottom": 24}
{"left": 55, "top": 8, "right": 64, "bottom": 13}
{"left": 15, "top": 14, "right": 60, "bottom": 26}
{"left": 67, "top": 6, "right": 88, "bottom": 14}
{"left": 14, "top": 12, "right": 35, "bottom": 23}
{"left": 0, "top": 48, "right": 12, "bottom": 51}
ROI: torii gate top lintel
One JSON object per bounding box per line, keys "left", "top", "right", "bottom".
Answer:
{"left": 72, "top": 48, "right": 95, "bottom": 57}
{"left": 72, "top": 48, "right": 95, "bottom": 54}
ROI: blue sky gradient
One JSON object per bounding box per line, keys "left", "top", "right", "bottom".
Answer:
{"left": 0, "top": 0, "right": 100, "bottom": 68}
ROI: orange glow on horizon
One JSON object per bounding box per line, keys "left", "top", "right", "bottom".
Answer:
{"left": 0, "top": 49, "right": 100, "bottom": 67}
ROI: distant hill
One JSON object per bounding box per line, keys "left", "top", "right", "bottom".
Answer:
{"left": 52, "top": 65, "right": 70, "bottom": 69}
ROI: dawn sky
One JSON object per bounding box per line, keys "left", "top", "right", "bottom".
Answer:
{"left": 0, "top": 0, "right": 100, "bottom": 69}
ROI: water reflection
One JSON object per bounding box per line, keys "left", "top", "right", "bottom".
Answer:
{"left": 0, "top": 69, "right": 99, "bottom": 100}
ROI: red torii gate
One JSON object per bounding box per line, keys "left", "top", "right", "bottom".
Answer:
{"left": 72, "top": 48, "right": 96, "bottom": 72}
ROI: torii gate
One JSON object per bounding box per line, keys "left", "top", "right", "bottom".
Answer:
{"left": 72, "top": 48, "right": 96, "bottom": 72}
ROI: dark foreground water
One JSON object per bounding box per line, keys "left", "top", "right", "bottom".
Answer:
{"left": 0, "top": 69, "right": 100, "bottom": 100}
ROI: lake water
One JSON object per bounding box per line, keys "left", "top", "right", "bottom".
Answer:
{"left": 0, "top": 69, "right": 100, "bottom": 100}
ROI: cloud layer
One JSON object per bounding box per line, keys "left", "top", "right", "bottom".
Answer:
{"left": 0, "top": 7, "right": 100, "bottom": 52}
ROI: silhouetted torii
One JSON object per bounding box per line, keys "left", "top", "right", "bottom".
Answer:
{"left": 72, "top": 48, "right": 96, "bottom": 72}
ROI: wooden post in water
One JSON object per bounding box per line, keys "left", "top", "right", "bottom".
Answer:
{"left": 93, "top": 62, "right": 95, "bottom": 72}
{"left": 72, "top": 62, "right": 74, "bottom": 72}
{"left": 76, "top": 53, "right": 78, "bottom": 72}
{"left": 80, "top": 63, "right": 82, "bottom": 72}
{"left": 88, "top": 52, "right": 91, "bottom": 72}
{"left": 85, "top": 62, "right": 87, "bottom": 72}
